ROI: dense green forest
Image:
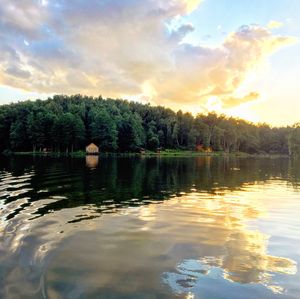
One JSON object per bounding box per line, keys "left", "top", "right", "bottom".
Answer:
{"left": 0, "top": 95, "right": 299, "bottom": 155}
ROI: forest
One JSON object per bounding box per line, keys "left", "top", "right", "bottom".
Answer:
{"left": 0, "top": 94, "right": 300, "bottom": 156}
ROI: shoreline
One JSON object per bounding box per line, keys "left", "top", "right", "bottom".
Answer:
{"left": 3, "top": 150, "right": 290, "bottom": 159}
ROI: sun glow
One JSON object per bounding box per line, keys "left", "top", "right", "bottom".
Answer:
{"left": 225, "top": 104, "right": 261, "bottom": 123}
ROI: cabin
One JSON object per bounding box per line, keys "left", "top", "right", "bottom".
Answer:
{"left": 86, "top": 143, "right": 99, "bottom": 155}
{"left": 195, "top": 144, "right": 212, "bottom": 153}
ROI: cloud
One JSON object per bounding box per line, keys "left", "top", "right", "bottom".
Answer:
{"left": 5, "top": 66, "right": 31, "bottom": 79}
{"left": 220, "top": 92, "right": 260, "bottom": 108}
{"left": 170, "top": 23, "right": 195, "bottom": 42}
{"left": 182, "top": 0, "right": 202, "bottom": 13}
{"left": 147, "top": 25, "right": 297, "bottom": 107}
{"left": 267, "top": 20, "right": 283, "bottom": 29}
{"left": 0, "top": 0, "right": 297, "bottom": 110}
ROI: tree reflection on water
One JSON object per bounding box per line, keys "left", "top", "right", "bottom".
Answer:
{"left": 0, "top": 156, "right": 299, "bottom": 298}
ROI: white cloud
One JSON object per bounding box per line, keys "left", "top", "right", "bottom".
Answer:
{"left": 0, "top": 0, "right": 297, "bottom": 111}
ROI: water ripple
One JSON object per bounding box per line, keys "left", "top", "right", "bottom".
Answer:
{"left": 0, "top": 157, "right": 299, "bottom": 299}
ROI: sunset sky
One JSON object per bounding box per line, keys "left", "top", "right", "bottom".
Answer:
{"left": 0, "top": 0, "right": 299, "bottom": 126}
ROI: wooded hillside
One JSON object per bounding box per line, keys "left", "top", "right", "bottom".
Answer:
{"left": 0, "top": 95, "right": 299, "bottom": 155}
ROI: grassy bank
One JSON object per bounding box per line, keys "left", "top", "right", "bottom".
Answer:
{"left": 6, "top": 150, "right": 217, "bottom": 158}
{"left": 4, "top": 150, "right": 290, "bottom": 159}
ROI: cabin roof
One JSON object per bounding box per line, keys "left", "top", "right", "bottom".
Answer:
{"left": 86, "top": 143, "right": 98, "bottom": 148}
{"left": 86, "top": 143, "right": 99, "bottom": 152}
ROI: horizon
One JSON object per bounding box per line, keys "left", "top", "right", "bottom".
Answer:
{"left": 0, "top": 0, "right": 299, "bottom": 126}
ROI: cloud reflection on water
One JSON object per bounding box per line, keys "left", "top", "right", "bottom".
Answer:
{"left": 0, "top": 157, "right": 299, "bottom": 298}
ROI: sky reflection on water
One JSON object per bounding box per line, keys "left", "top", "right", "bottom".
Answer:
{"left": 0, "top": 156, "right": 299, "bottom": 299}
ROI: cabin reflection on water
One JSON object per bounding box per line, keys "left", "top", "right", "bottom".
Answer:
{"left": 86, "top": 155, "right": 99, "bottom": 169}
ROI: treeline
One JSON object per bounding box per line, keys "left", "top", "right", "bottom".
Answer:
{"left": 0, "top": 94, "right": 299, "bottom": 155}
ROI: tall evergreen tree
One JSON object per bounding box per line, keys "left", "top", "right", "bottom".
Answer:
{"left": 91, "top": 110, "right": 118, "bottom": 151}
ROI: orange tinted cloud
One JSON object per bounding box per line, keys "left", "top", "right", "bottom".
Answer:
{"left": 0, "top": 1, "right": 297, "bottom": 111}
{"left": 220, "top": 92, "right": 260, "bottom": 108}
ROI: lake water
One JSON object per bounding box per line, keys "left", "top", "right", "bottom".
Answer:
{"left": 0, "top": 156, "right": 299, "bottom": 299}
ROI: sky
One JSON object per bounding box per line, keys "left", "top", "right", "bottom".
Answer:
{"left": 0, "top": 0, "right": 299, "bottom": 126}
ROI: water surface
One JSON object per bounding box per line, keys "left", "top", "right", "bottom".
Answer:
{"left": 0, "top": 156, "right": 299, "bottom": 299}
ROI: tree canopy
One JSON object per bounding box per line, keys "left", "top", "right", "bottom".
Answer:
{"left": 0, "top": 95, "right": 297, "bottom": 155}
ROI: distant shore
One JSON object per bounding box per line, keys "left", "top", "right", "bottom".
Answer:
{"left": 3, "top": 150, "right": 290, "bottom": 159}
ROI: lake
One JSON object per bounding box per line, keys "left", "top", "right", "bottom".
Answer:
{"left": 0, "top": 156, "right": 299, "bottom": 299}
